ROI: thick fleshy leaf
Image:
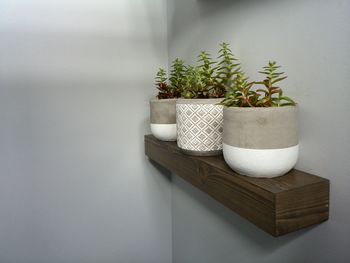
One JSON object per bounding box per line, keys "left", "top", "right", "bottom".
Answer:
{"left": 271, "top": 76, "right": 287, "bottom": 84}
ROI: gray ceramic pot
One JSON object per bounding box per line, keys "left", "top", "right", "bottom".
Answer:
{"left": 176, "top": 98, "right": 223, "bottom": 156}
{"left": 150, "top": 98, "right": 177, "bottom": 141}
{"left": 223, "top": 106, "right": 299, "bottom": 177}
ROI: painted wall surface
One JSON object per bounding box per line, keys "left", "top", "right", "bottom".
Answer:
{"left": 1, "top": 0, "right": 350, "bottom": 262}
{"left": 0, "top": 1, "right": 171, "bottom": 262}
{"left": 168, "top": 0, "right": 350, "bottom": 262}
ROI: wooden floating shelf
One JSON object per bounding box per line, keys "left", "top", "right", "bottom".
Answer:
{"left": 145, "top": 135, "right": 329, "bottom": 237}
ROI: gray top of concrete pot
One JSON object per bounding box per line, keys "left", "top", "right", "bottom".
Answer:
{"left": 176, "top": 98, "right": 223, "bottom": 105}
{"left": 223, "top": 105, "right": 298, "bottom": 149}
{"left": 150, "top": 98, "right": 177, "bottom": 124}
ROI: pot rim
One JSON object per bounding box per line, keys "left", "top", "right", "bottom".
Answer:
{"left": 177, "top": 98, "right": 223, "bottom": 104}
{"left": 223, "top": 104, "right": 298, "bottom": 112}
{"left": 150, "top": 97, "right": 178, "bottom": 103}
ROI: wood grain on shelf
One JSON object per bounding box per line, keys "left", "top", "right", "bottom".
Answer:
{"left": 145, "top": 135, "right": 329, "bottom": 237}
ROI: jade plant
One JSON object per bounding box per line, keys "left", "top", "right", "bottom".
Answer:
{"left": 220, "top": 61, "right": 296, "bottom": 107}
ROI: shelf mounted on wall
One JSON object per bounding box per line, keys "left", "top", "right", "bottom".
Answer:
{"left": 145, "top": 135, "right": 329, "bottom": 237}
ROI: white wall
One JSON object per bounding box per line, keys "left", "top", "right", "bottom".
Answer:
{"left": 0, "top": 1, "right": 172, "bottom": 262}
{"left": 1, "top": 1, "right": 350, "bottom": 262}
{"left": 168, "top": 0, "right": 350, "bottom": 262}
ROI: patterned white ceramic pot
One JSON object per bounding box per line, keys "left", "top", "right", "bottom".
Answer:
{"left": 176, "top": 98, "right": 223, "bottom": 156}
{"left": 223, "top": 106, "right": 299, "bottom": 178}
{"left": 150, "top": 98, "right": 177, "bottom": 141}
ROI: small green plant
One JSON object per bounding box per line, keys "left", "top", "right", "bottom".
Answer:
{"left": 255, "top": 61, "right": 295, "bottom": 107}
{"left": 220, "top": 71, "right": 256, "bottom": 107}
{"left": 181, "top": 49, "right": 228, "bottom": 99}
{"left": 154, "top": 43, "right": 295, "bottom": 105}
{"left": 197, "top": 51, "right": 217, "bottom": 91}
{"left": 182, "top": 65, "right": 207, "bottom": 98}
{"left": 155, "top": 68, "right": 174, "bottom": 99}
{"left": 169, "top": 58, "right": 186, "bottom": 98}
{"left": 216, "top": 42, "right": 240, "bottom": 93}
{"left": 220, "top": 61, "right": 296, "bottom": 107}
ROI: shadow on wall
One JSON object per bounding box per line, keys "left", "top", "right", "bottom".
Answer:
{"left": 195, "top": 0, "right": 303, "bottom": 14}
{"left": 168, "top": 0, "right": 306, "bottom": 63}
{"left": 196, "top": 0, "right": 239, "bottom": 16}
{"left": 167, "top": 0, "right": 243, "bottom": 64}
{"left": 149, "top": 159, "right": 172, "bottom": 182}
{"left": 194, "top": 0, "right": 285, "bottom": 18}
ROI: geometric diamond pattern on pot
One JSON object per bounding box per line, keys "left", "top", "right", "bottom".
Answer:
{"left": 176, "top": 102, "right": 223, "bottom": 152}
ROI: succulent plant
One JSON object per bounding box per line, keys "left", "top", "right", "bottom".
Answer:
{"left": 169, "top": 58, "right": 185, "bottom": 98}
{"left": 255, "top": 61, "right": 295, "bottom": 107}
{"left": 220, "top": 61, "right": 296, "bottom": 107}
{"left": 181, "top": 65, "right": 207, "bottom": 98}
{"left": 197, "top": 51, "right": 216, "bottom": 87}
{"left": 216, "top": 42, "right": 240, "bottom": 92}
{"left": 154, "top": 43, "right": 295, "bottom": 105}
{"left": 181, "top": 49, "right": 228, "bottom": 99}
{"left": 220, "top": 71, "right": 255, "bottom": 107}
{"left": 155, "top": 68, "right": 174, "bottom": 99}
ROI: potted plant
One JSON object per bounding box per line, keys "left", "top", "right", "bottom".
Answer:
{"left": 221, "top": 61, "right": 298, "bottom": 178}
{"left": 150, "top": 59, "right": 185, "bottom": 141}
{"left": 176, "top": 43, "right": 240, "bottom": 156}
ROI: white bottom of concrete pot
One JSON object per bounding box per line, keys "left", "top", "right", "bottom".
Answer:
{"left": 151, "top": 124, "right": 177, "bottom": 141}
{"left": 223, "top": 143, "right": 299, "bottom": 178}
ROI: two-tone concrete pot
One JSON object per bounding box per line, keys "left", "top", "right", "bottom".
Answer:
{"left": 150, "top": 98, "right": 177, "bottom": 141}
{"left": 223, "top": 106, "right": 299, "bottom": 178}
{"left": 176, "top": 98, "right": 223, "bottom": 156}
